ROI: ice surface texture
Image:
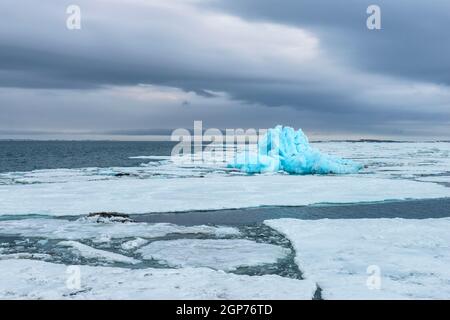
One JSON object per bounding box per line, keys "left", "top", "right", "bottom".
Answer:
{"left": 229, "top": 125, "right": 363, "bottom": 174}
{"left": 265, "top": 218, "right": 450, "bottom": 299}
{"left": 1, "top": 175, "right": 449, "bottom": 215}
{"left": 0, "top": 218, "right": 239, "bottom": 240}
{"left": 138, "top": 239, "right": 289, "bottom": 271}
{"left": 0, "top": 259, "right": 316, "bottom": 299}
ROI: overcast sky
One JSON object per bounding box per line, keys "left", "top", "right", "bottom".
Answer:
{"left": 0, "top": 0, "right": 449, "bottom": 139}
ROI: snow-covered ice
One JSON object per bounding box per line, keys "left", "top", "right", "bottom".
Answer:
{"left": 229, "top": 125, "right": 363, "bottom": 174}
{"left": 0, "top": 252, "right": 52, "bottom": 261}
{"left": 121, "top": 238, "right": 149, "bottom": 250}
{"left": 1, "top": 175, "right": 449, "bottom": 216}
{"left": 138, "top": 239, "right": 290, "bottom": 271}
{"left": 0, "top": 259, "right": 317, "bottom": 299}
{"left": 416, "top": 176, "right": 450, "bottom": 184}
{"left": 0, "top": 218, "right": 240, "bottom": 239}
{"left": 58, "top": 241, "right": 140, "bottom": 264}
{"left": 316, "top": 141, "right": 450, "bottom": 180}
{"left": 265, "top": 218, "right": 450, "bottom": 299}
{"left": 128, "top": 156, "right": 171, "bottom": 160}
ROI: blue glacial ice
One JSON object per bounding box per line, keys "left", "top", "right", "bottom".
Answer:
{"left": 228, "top": 125, "right": 363, "bottom": 174}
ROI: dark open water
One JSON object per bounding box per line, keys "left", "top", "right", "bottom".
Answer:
{"left": 0, "top": 141, "right": 176, "bottom": 173}
{"left": 131, "top": 198, "right": 450, "bottom": 225}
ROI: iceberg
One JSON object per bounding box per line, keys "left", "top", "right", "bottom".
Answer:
{"left": 228, "top": 125, "right": 363, "bottom": 174}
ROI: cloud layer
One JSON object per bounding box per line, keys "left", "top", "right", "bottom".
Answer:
{"left": 0, "top": 0, "right": 449, "bottom": 138}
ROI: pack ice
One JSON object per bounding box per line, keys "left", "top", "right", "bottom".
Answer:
{"left": 229, "top": 125, "right": 363, "bottom": 174}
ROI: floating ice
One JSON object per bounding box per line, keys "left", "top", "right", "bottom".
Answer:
{"left": 128, "top": 156, "right": 170, "bottom": 160}
{"left": 0, "top": 253, "right": 52, "bottom": 261}
{"left": 0, "top": 259, "right": 317, "bottom": 299}
{"left": 58, "top": 240, "right": 140, "bottom": 265}
{"left": 1, "top": 175, "right": 450, "bottom": 215}
{"left": 121, "top": 238, "right": 149, "bottom": 250}
{"left": 229, "top": 125, "right": 363, "bottom": 174}
{"left": 0, "top": 218, "right": 240, "bottom": 240}
{"left": 138, "top": 239, "right": 290, "bottom": 271}
{"left": 417, "top": 176, "right": 450, "bottom": 184}
{"left": 265, "top": 218, "right": 450, "bottom": 299}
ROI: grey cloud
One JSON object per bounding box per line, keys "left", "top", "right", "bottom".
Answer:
{"left": 0, "top": 0, "right": 449, "bottom": 137}
{"left": 210, "top": 0, "right": 450, "bottom": 84}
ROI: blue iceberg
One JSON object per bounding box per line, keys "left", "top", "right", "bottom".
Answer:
{"left": 228, "top": 125, "right": 363, "bottom": 174}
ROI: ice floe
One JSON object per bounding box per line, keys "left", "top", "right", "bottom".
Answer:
{"left": 0, "top": 259, "right": 317, "bottom": 299}
{"left": 58, "top": 240, "right": 140, "bottom": 264}
{"left": 121, "top": 238, "right": 149, "bottom": 250}
{"left": 416, "top": 176, "right": 450, "bottom": 184}
{"left": 265, "top": 218, "right": 450, "bottom": 299}
{"left": 1, "top": 142, "right": 449, "bottom": 186}
{"left": 128, "top": 156, "right": 171, "bottom": 160}
{"left": 0, "top": 218, "right": 240, "bottom": 240}
{"left": 316, "top": 141, "right": 450, "bottom": 180}
{"left": 0, "top": 158, "right": 222, "bottom": 185}
{"left": 137, "top": 239, "right": 290, "bottom": 271}
{"left": 1, "top": 175, "right": 449, "bottom": 215}
{"left": 0, "top": 252, "right": 52, "bottom": 261}
{"left": 229, "top": 125, "right": 363, "bottom": 174}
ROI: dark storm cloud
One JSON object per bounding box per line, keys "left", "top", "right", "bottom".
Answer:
{"left": 0, "top": 0, "right": 449, "bottom": 137}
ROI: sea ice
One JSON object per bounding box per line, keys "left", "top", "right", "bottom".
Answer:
{"left": 416, "top": 176, "right": 450, "bottom": 184}
{"left": 1, "top": 175, "right": 449, "bottom": 215}
{"left": 121, "top": 238, "right": 149, "bottom": 250}
{"left": 0, "top": 218, "right": 240, "bottom": 240}
{"left": 138, "top": 239, "right": 290, "bottom": 271}
{"left": 58, "top": 240, "right": 140, "bottom": 265}
{"left": 0, "top": 253, "right": 52, "bottom": 261}
{"left": 229, "top": 125, "right": 363, "bottom": 174}
{"left": 315, "top": 141, "right": 450, "bottom": 180}
{"left": 0, "top": 259, "right": 317, "bottom": 299}
{"left": 265, "top": 218, "right": 450, "bottom": 299}
{"left": 128, "top": 156, "right": 171, "bottom": 160}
